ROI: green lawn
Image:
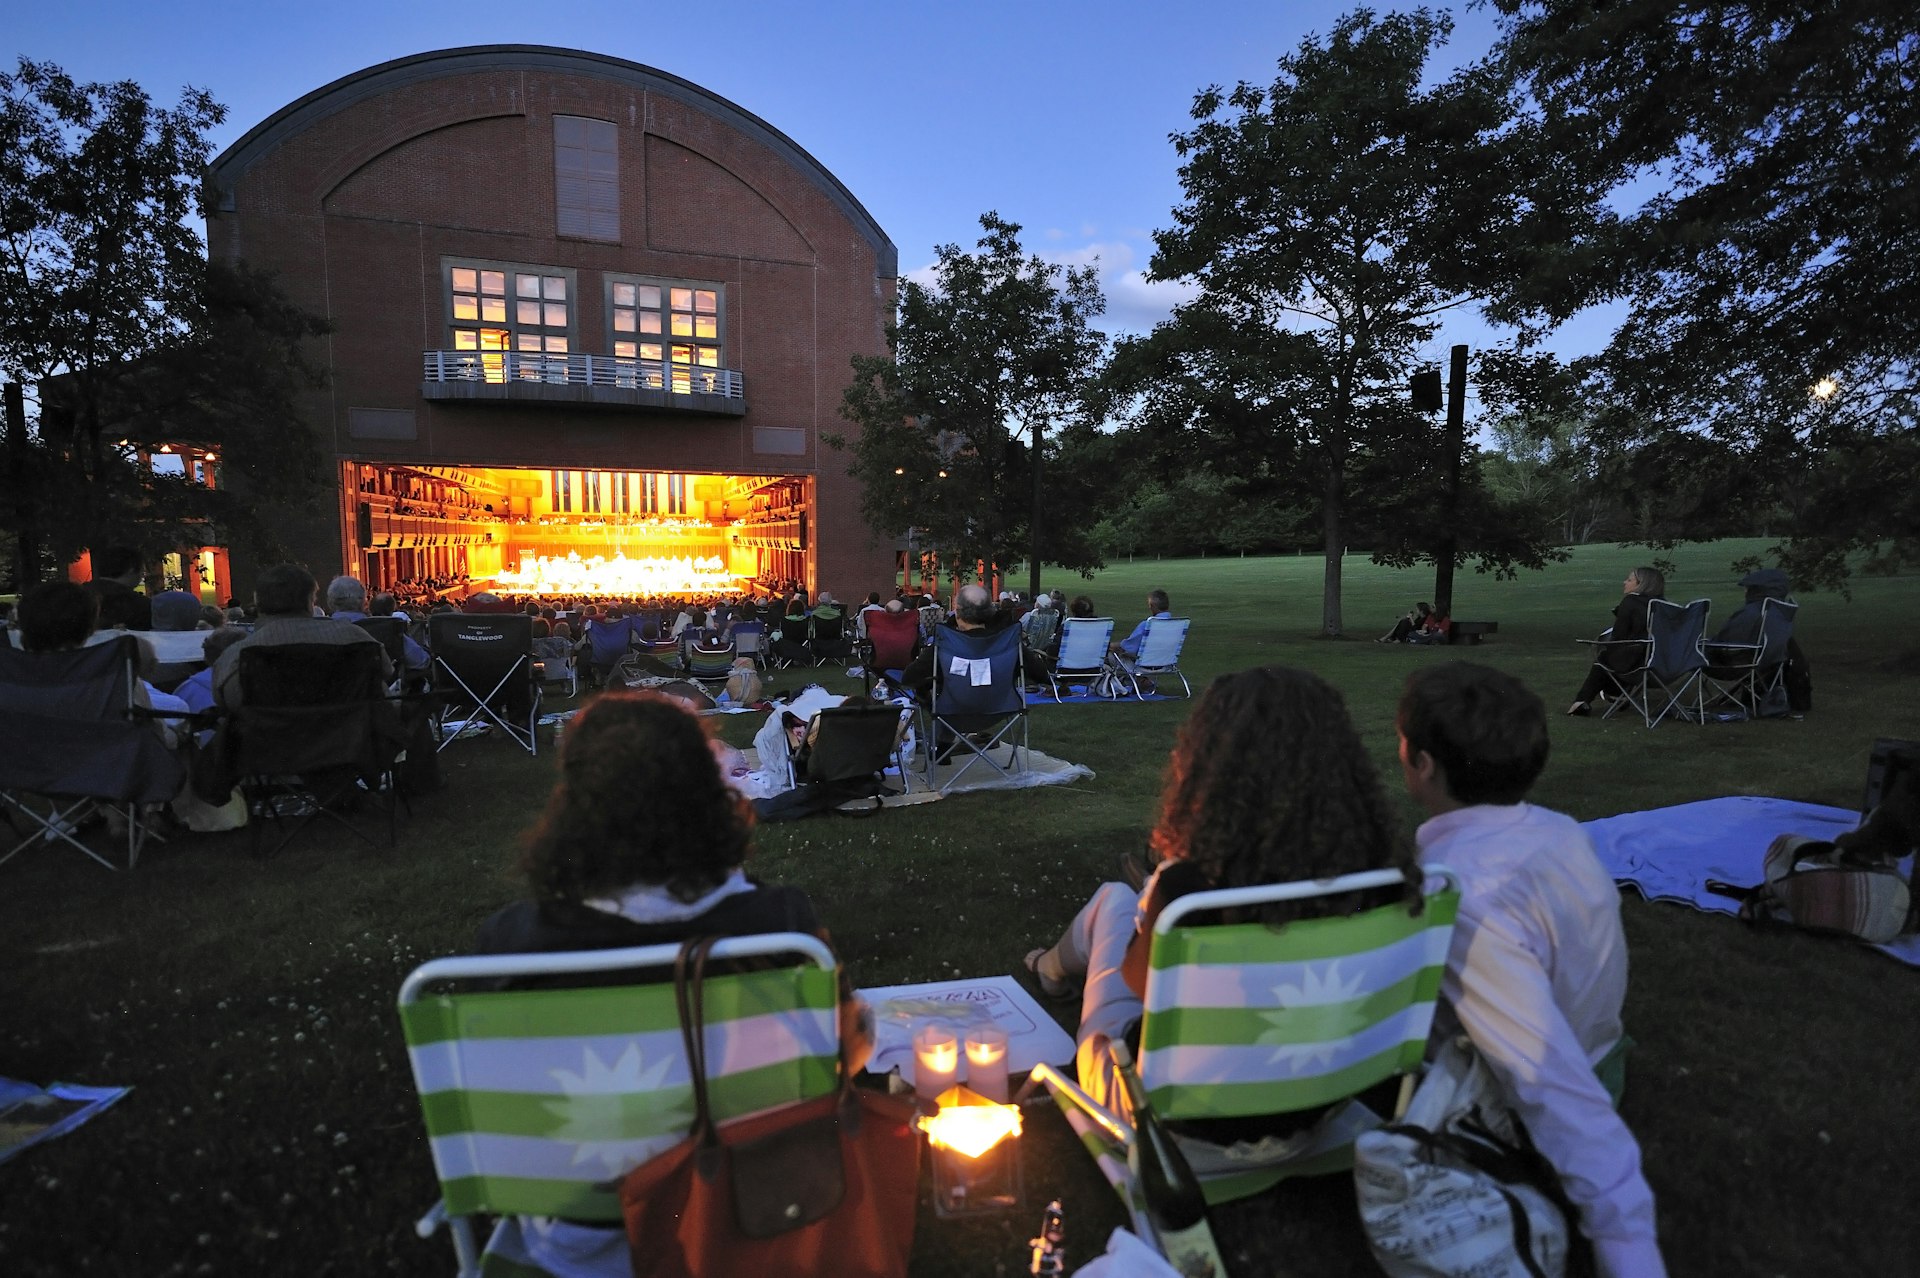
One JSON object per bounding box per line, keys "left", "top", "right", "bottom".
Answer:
{"left": 3, "top": 541, "right": 1916, "bottom": 1276}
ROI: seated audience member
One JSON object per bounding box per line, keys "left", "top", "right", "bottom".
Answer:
{"left": 1397, "top": 663, "right": 1665, "bottom": 1278}
{"left": 1706, "top": 567, "right": 1793, "bottom": 658}
{"left": 326, "top": 575, "right": 429, "bottom": 676}
{"left": 1377, "top": 601, "right": 1434, "bottom": 644}
{"left": 1113, "top": 589, "right": 1172, "bottom": 662}
{"left": 14, "top": 580, "right": 175, "bottom": 748}
{"left": 1406, "top": 604, "right": 1451, "bottom": 646}
{"left": 899, "top": 583, "right": 1013, "bottom": 695}
{"left": 1021, "top": 593, "right": 1060, "bottom": 676}
{"left": 1567, "top": 566, "right": 1665, "bottom": 716}
{"left": 1068, "top": 594, "right": 1096, "bottom": 621}
{"left": 212, "top": 564, "right": 392, "bottom": 709}
{"left": 771, "top": 592, "right": 814, "bottom": 666}
{"left": 1024, "top": 666, "right": 1412, "bottom": 1134}
{"left": 175, "top": 627, "right": 250, "bottom": 743}
{"left": 856, "top": 591, "right": 885, "bottom": 639}
{"left": 150, "top": 590, "right": 204, "bottom": 633}
{"left": 474, "top": 692, "right": 874, "bottom": 1275}
{"left": 84, "top": 546, "right": 153, "bottom": 631}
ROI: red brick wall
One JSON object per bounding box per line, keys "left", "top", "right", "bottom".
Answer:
{"left": 209, "top": 51, "right": 897, "bottom": 599}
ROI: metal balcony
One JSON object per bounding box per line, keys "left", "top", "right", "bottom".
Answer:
{"left": 420, "top": 351, "right": 746, "bottom": 417}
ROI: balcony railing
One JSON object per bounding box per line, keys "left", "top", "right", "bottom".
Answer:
{"left": 421, "top": 350, "right": 744, "bottom": 400}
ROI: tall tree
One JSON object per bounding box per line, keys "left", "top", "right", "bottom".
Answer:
{"left": 832, "top": 212, "right": 1106, "bottom": 586}
{"left": 1140, "top": 9, "right": 1586, "bottom": 634}
{"left": 0, "top": 59, "right": 328, "bottom": 585}
{"left": 1491, "top": 1, "right": 1920, "bottom": 589}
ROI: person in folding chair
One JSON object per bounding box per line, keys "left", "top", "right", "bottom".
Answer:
{"left": 1108, "top": 588, "right": 1174, "bottom": 693}
{"left": 1023, "top": 665, "right": 1416, "bottom": 1156}
{"left": 1398, "top": 663, "right": 1666, "bottom": 1277}
{"left": 470, "top": 691, "right": 875, "bottom": 1275}
{"left": 1566, "top": 565, "right": 1666, "bottom": 716}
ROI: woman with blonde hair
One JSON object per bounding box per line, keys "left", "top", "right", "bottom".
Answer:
{"left": 1567, "top": 565, "right": 1666, "bottom": 716}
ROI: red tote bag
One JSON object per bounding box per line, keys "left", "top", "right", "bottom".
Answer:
{"left": 619, "top": 938, "right": 920, "bottom": 1278}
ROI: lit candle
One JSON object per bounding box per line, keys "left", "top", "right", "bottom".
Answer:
{"left": 964, "top": 1026, "right": 1010, "bottom": 1102}
{"left": 914, "top": 1025, "right": 960, "bottom": 1103}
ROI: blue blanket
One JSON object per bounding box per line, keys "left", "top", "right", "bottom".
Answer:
{"left": 1583, "top": 796, "right": 1919, "bottom": 967}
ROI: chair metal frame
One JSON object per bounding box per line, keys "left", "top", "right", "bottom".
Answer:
{"left": 1047, "top": 617, "right": 1116, "bottom": 701}
{"left": 430, "top": 614, "right": 542, "bottom": 756}
{"left": 398, "top": 933, "right": 838, "bottom": 1278}
{"left": 1578, "top": 597, "right": 1711, "bottom": 727}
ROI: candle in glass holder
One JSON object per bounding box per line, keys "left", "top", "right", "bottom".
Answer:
{"left": 914, "top": 1025, "right": 960, "bottom": 1103}
{"left": 964, "top": 1026, "right": 1010, "bottom": 1102}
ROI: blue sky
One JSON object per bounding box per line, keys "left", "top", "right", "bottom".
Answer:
{"left": 13, "top": 0, "right": 1619, "bottom": 366}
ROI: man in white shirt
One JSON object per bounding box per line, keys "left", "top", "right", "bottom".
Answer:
{"left": 1396, "top": 662, "right": 1666, "bottom": 1278}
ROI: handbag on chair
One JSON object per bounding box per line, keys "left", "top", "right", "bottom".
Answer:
{"left": 618, "top": 937, "right": 920, "bottom": 1278}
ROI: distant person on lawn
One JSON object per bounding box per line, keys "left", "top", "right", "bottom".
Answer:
{"left": 1398, "top": 662, "right": 1665, "bottom": 1278}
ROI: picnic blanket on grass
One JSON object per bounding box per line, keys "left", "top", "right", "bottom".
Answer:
{"left": 1024, "top": 687, "right": 1175, "bottom": 706}
{"left": 1583, "top": 796, "right": 1919, "bottom": 966}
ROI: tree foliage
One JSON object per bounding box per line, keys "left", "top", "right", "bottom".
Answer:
{"left": 1492, "top": 1, "right": 1920, "bottom": 589}
{"left": 832, "top": 212, "right": 1107, "bottom": 581}
{"left": 0, "top": 59, "right": 329, "bottom": 586}
{"left": 1130, "top": 9, "right": 1581, "bottom": 634}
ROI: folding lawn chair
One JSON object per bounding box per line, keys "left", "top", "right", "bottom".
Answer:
{"left": 580, "top": 614, "right": 638, "bottom": 687}
{"left": 1111, "top": 616, "right": 1193, "bottom": 699}
{"left": 222, "top": 642, "right": 408, "bottom": 857}
{"left": 532, "top": 632, "right": 578, "bottom": 701}
{"left": 1047, "top": 617, "right": 1115, "bottom": 701}
{"left": 1703, "top": 597, "right": 1800, "bottom": 718}
{"left": 789, "top": 701, "right": 915, "bottom": 800}
{"left": 397, "top": 933, "right": 841, "bottom": 1278}
{"left": 1037, "top": 866, "right": 1461, "bottom": 1238}
{"left": 681, "top": 634, "right": 737, "bottom": 690}
{"left": 859, "top": 608, "right": 921, "bottom": 695}
{"left": 354, "top": 617, "right": 413, "bottom": 691}
{"left": 1578, "top": 597, "right": 1710, "bottom": 727}
{"left": 0, "top": 636, "right": 185, "bottom": 871}
{"left": 727, "top": 620, "right": 768, "bottom": 670}
{"left": 807, "top": 607, "right": 853, "bottom": 666}
{"left": 430, "top": 613, "right": 541, "bottom": 756}
{"left": 921, "top": 624, "right": 1028, "bottom": 792}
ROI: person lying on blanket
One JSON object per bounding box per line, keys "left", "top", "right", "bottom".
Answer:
{"left": 1397, "top": 662, "right": 1666, "bottom": 1278}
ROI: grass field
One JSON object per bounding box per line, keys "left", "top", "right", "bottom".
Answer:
{"left": 3, "top": 540, "right": 1917, "bottom": 1276}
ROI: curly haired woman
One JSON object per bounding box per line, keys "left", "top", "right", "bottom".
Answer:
{"left": 479, "top": 691, "right": 870, "bottom": 1063}
{"left": 1024, "top": 665, "right": 1413, "bottom": 1128}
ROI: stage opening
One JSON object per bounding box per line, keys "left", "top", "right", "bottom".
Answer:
{"left": 342, "top": 462, "right": 808, "bottom": 604}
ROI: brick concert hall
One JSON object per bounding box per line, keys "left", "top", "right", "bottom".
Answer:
{"left": 207, "top": 45, "right": 898, "bottom": 604}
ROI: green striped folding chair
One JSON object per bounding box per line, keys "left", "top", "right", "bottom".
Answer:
{"left": 1039, "top": 866, "right": 1460, "bottom": 1224}
{"left": 397, "top": 933, "right": 841, "bottom": 1278}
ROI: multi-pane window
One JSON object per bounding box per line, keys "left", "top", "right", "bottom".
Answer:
{"left": 638, "top": 472, "right": 658, "bottom": 514}
{"left": 555, "top": 116, "right": 618, "bottom": 242}
{"left": 449, "top": 262, "right": 573, "bottom": 381}
{"left": 609, "top": 278, "right": 723, "bottom": 393}
{"left": 666, "top": 474, "right": 687, "bottom": 515}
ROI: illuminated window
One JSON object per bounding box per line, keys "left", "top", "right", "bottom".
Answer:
{"left": 666, "top": 474, "right": 687, "bottom": 515}
{"left": 554, "top": 116, "right": 618, "bottom": 242}
{"left": 608, "top": 277, "right": 722, "bottom": 392}
{"left": 638, "top": 472, "right": 658, "bottom": 514}
{"left": 448, "top": 261, "right": 573, "bottom": 381}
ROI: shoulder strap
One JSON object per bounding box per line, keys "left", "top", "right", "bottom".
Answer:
{"left": 674, "top": 936, "right": 723, "bottom": 1146}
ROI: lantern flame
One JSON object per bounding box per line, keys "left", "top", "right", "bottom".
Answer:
{"left": 917, "top": 1086, "right": 1022, "bottom": 1159}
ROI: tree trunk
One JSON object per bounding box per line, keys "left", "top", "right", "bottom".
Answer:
{"left": 1321, "top": 457, "right": 1345, "bottom": 636}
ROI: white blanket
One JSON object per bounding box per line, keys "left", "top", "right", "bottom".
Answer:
{"left": 1583, "top": 796, "right": 1919, "bottom": 966}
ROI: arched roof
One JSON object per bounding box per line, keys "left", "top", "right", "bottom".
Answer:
{"left": 209, "top": 44, "right": 896, "bottom": 277}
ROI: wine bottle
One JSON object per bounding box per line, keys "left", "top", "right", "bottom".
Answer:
{"left": 1110, "top": 1041, "right": 1228, "bottom": 1278}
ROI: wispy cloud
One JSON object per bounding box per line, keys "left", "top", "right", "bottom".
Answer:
{"left": 899, "top": 232, "right": 1198, "bottom": 338}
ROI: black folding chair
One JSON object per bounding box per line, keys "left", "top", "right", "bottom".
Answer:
{"left": 354, "top": 617, "right": 413, "bottom": 691}
{"left": 223, "top": 642, "right": 406, "bottom": 857}
{"left": 0, "top": 636, "right": 185, "bottom": 871}
{"left": 1704, "top": 598, "right": 1800, "bottom": 718}
{"left": 429, "top": 613, "right": 541, "bottom": 755}
{"left": 920, "top": 624, "right": 1028, "bottom": 792}
{"left": 800, "top": 702, "right": 915, "bottom": 799}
